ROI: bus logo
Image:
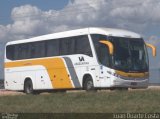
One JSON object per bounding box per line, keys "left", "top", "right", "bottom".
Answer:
{"left": 79, "top": 57, "right": 85, "bottom": 62}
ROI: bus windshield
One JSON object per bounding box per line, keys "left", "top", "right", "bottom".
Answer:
{"left": 110, "top": 37, "right": 149, "bottom": 72}
{"left": 92, "top": 34, "right": 149, "bottom": 72}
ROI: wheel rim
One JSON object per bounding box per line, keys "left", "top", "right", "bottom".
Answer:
{"left": 86, "top": 80, "right": 93, "bottom": 90}
{"left": 27, "top": 85, "right": 31, "bottom": 93}
{"left": 25, "top": 82, "right": 33, "bottom": 94}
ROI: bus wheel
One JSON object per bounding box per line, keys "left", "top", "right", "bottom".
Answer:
{"left": 24, "top": 80, "right": 34, "bottom": 94}
{"left": 83, "top": 76, "right": 95, "bottom": 91}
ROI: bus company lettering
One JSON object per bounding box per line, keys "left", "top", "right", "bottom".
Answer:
{"left": 79, "top": 56, "right": 85, "bottom": 62}
{"left": 74, "top": 62, "right": 89, "bottom": 65}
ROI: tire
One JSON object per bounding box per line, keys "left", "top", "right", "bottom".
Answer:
{"left": 24, "top": 80, "right": 34, "bottom": 94}
{"left": 83, "top": 76, "right": 95, "bottom": 91}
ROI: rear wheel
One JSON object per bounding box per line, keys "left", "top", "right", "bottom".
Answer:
{"left": 83, "top": 76, "right": 95, "bottom": 91}
{"left": 24, "top": 80, "right": 34, "bottom": 94}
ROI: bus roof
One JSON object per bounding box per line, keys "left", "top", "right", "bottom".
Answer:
{"left": 6, "top": 27, "right": 142, "bottom": 45}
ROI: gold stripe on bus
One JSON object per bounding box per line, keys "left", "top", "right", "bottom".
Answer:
{"left": 5, "top": 58, "right": 73, "bottom": 89}
{"left": 116, "top": 70, "right": 149, "bottom": 78}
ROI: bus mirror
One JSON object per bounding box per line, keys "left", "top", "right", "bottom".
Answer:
{"left": 99, "top": 40, "right": 114, "bottom": 55}
{"left": 146, "top": 43, "right": 156, "bottom": 57}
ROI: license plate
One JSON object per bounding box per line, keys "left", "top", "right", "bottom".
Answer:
{"left": 131, "top": 82, "right": 137, "bottom": 86}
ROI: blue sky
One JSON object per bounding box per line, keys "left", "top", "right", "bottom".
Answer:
{"left": 0, "top": 0, "right": 69, "bottom": 24}
{"left": 0, "top": 0, "right": 160, "bottom": 79}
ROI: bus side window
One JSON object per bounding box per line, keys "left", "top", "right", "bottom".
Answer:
{"left": 20, "top": 44, "right": 27, "bottom": 59}
{"left": 14, "top": 44, "right": 22, "bottom": 60}
{"left": 34, "top": 42, "right": 45, "bottom": 58}
{"left": 75, "top": 36, "right": 93, "bottom": 57}
{"left": 29, "top": 43, "right": 36, "bottom": 58}
{"left": 60, "top": 37, "right": 76, "bottom": 56}
{"left": 46, "top": 39, "right": 59, "bottom": 57}
{"left": 68, "top": 38, "right": 76, "bottom": 55}
{"left": 29, "top": 42, "right": 46, "bottom": 59}
{"left": 60, "top": 38, "right": 69, "bottom": 56}
{"left": 92, "top": 34, "right": 111, "bottom": 67}
{"left": 6, "top": 45, "right": 15, "bottom": 60}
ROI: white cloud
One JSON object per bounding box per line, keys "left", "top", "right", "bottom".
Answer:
{"left": 147, "top": 35, "right": 160, "bottom": 46}
{"left": 0, "top": 25, "right": 7, "bottom": 39}
{"left": 0, "top": 0, "right": 160, "bottom": 78}
{"left": 0, "top": 0, "right": 160, "bottom": 42}
{"left": 11, "top": 5, "right": 42, "bottom": 21}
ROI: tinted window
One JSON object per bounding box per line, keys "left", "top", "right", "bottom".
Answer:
{"left": 60, "top": 38, "right": 76, "bottom": 56}
{"left": 68, "top": 38, "right": 76, "bottom": 54}
{"left": 75, "top": 35, "right": 92, "bottom": 57}
{"left": 60, "top": 38, "right": 69, "bottom": 55}
{"left": 14, "top": 44, "right": 22, "bottom": 60}
{"left": 29, "top": 42, "right": 45, "bottom": 58}
{"left": 59, "top": 35, "right": 92, "bottom": 57}
{"left": 110, "top": 37, "right": 148, "bottom": 72}
{"left": 18, "top": 43, "right": 30, "bottom": 59}
{"left": 6, "top": 35, "right": 93, "bottom": 60}
{"left": 6, "top": 41, "right": 46, "bottom": 60}
{"left": 6, "top": 45, "right": 15, "bottom": 60}
{"left": 46, "top": 39, "right": 59, "bottom": 57}
{"left": 91, "top": 34, "right": 111, "bottom": 67}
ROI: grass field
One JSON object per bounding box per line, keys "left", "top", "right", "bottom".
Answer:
{"left": 0, "top": 90, "right": 160, "bottom": 113}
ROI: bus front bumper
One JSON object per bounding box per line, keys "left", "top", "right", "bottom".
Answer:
{"left": 112, "top": 78, "right": 149, "bottom": 89}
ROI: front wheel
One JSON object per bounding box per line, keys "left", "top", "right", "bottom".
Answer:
{"left": 24, "top": 80, "right": 34, "bottom": 94}
{"left": 83, "top": 76, "right": 95, "bottom": 91}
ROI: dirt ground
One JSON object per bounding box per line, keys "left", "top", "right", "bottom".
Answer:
{"left": 0, "top": 90, "right": 24, "bottom": 96}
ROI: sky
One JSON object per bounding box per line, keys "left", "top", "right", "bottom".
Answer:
{"left": 0, "top": 0, "right": 160, "bottom": 79}
{"left": 0, "top": 0, "right": 69, "bottom": 24}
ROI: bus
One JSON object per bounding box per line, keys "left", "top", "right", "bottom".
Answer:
{"left": 4, "top": 27, "right": 156, "bottom": 94}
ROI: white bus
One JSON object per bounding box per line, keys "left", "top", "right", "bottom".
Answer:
{"left": 4, "top": 27, "right": 156, "bottom": 94}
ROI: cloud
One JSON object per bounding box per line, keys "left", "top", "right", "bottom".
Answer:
{"left": 0, "top": 0, "right": 160, "bottom": 42}
{"left": 147, "top": 35, "right": 160, "bottom": 46}
{"left": 0, "top": 0, "right": 160, "bottom": 78}
{"left": 0, "top": 25, "right": 7, "bottom": 40}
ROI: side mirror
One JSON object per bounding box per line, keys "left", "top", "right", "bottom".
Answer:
{"left": 146, "top": 43, "right": 156, "bottom": 57}
{"left": 99, "top": 40, "right": 114, "bottom": 55}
